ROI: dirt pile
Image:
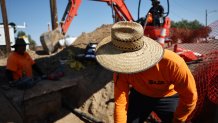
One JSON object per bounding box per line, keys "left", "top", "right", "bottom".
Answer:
{"left": 61, "top": 24, "right": 114, "bottom": 123}
{"left": 73, "top": 24, "right": 112, "bottom": 48}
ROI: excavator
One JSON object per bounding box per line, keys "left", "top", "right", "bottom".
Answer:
{"left": 98, "top": 0, "right": 171, "bottom": 47}
{"left": 40, "top": 0, "right": 171, "bottom": 54}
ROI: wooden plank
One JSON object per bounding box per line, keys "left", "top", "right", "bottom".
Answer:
{"left": 1, "top": 75, "right": 81, "bottom": 104}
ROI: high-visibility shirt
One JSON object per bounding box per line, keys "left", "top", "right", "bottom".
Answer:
{"left": 6, "top": 51, "right": 35, "bottom": 80}
{"left": 114, "top": 49, "right": 198, "bottom": 123}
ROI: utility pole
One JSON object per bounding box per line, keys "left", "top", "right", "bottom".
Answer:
{"left": 0, "top": 0, "right": 11, "bottom": 53}
{"left": 50, "top": 0, "right": 59, "bottom": 30}
{"left": 206, "top": 9, "right": 218, "bottom": 27}
{"left": 205, "top": 9, "right": 208, "bottom": 26}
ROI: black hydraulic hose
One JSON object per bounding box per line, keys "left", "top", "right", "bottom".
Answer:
{"left": 61, "top": 0, "right": 72, "bottom": 22}
{"left": 165, "top": 0, "right": 170, "bottom": 17}
{"left": 72, "top": 108, "right": 103, "bottom": 123}
{"left": 138, "top": 0, "right": 142, "bottom": 20}
{"left": 63, "top": 100, "right": 103, "bottom": 123}
{"left": 111, "top": 0, "right": 115, "bottom": 23}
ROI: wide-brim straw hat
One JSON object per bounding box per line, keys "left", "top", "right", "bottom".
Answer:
{"left": 96, "top": 21, "right": 164, "bottom": 74}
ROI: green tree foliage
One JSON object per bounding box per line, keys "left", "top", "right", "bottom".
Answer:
{"left": 27, "top": 35, "right": 36, "bottom": 47}
{"left": 17, "top": 31, "right": 36, "bottom": 50}
{"left": 17, "top": 31, "right": 26, "bottom": 37}
{"left": 171, "top": 19, "right": 204, "bottom": 29}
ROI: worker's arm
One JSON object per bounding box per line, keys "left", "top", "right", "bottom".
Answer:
{"left": 6, "top": 53, "right": 17, "bottom": 81}
{"left": 158, "top": 5, "right": 164, "bottom": 16}
{"left": 172, "top": 61, "right": 198, "bottom": 123}
{"left": 114, "top": 73, "right": 130, "bottom": 123}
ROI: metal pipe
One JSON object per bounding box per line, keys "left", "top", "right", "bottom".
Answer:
{"left": 63, "top": 100, "right": 103, "bottom": 123}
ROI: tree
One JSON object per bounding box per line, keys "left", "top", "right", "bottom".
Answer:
{"left": 17, "top": 31, "right": 36, "bottom": 50}
{"left": 190, "top": 20, "right": 204, "bottom": 29}
{"left": 171, "top": 19, "right": 204, "bottom": 29}
{"left": 17, "top": 31, "right": 26, "bottom": 37}
{"left": 27, "top": 35, "right": 36, "bottom": 50}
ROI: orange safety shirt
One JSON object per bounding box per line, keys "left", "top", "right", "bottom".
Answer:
{"left": 114, "top": 49, "right": 198, "bottom": 123}
{"left": 6, "top": 51, "right": 35, "bottom": 80}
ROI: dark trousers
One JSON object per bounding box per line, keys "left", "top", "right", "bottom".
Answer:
{"left": 127, "top": 89, "right": 179, "bottom": 123}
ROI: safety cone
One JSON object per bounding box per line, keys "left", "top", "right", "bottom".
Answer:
{"left": 157, "top": 17, "right": 170, "bottom": 47}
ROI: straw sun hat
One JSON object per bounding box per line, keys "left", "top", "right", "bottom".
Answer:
{"left": 96, "top": 21, "right": 164, "bottom": 74}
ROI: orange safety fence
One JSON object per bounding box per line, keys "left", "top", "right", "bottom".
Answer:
{"left": 148, "top": 50, "right": 218, "bottom": 123}
{"left": 187, "top": 50, "right": 218, "bottom": 121}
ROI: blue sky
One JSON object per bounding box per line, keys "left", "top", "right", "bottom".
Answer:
{"left": 1, "top": 0, "right": 218, "bottom": 45}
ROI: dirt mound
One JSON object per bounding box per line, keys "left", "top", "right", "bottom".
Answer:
{"left": 60, "top": 24, "right": 114, "bottom": 123}
{"left": 73, "top": 24, "right": 112, "bottom": 48}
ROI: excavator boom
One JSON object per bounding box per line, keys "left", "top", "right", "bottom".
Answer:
{"left": 40, "top": 0, "right": 82, "bottom": 54}
{"left": 96, "top": 0, "right": 134, "bottom": 21}
{"left": 61, "top": 0, "right": 82, "bottom": 34}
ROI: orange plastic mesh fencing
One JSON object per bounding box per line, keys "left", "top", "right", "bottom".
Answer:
{"left": 187, "top": 50, "right": 218, "bottom": 121}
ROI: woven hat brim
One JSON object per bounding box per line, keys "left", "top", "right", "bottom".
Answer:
{"left": 96, "top": 36, "right": 164, "bottom": 74}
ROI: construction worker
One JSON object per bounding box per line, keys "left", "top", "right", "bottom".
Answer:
{"left": 95, "top": 21, "right": 197, "bottom": 123}
{"left": 6, "top": 38, "right": 44, "bottom": 87}
{"left": 148, "top": 0, "right": 164, "bottom": 26}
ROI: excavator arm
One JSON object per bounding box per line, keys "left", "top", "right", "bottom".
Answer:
{"left": 96, "top": 0, "right": 134, "bottom": 21}
{"left": 40, "top": 0, "right": 82, "bottom": 54}
{"left": 61, "top": 0, "right": 82, "bottom": 35}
